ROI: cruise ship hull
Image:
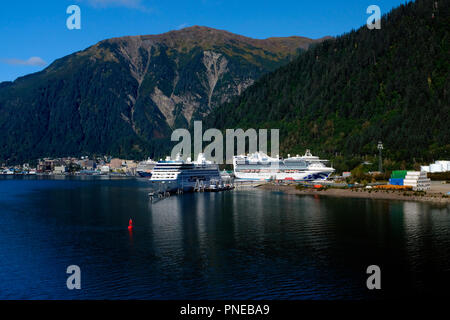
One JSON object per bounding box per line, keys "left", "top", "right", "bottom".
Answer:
{"left": 233, "top": 150, "right": 335, "bottom": 182}
{"left": 137, "top": 171, "right": 152, "bottom": 178}
{"left": 150, "top": 154, "right": 222, "bottom": 192}
{"left": 151, "top": 172, "right": 222, "bottom": 192}
{"left": 234, "top": 170, "right": 333, "bottom": 181}
{"left": 151, "top": 175, "right": 222, "bottom": 192}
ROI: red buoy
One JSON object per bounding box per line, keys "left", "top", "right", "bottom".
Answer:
{"left": 128, "top": 219, "right": 133, "bottom": 230}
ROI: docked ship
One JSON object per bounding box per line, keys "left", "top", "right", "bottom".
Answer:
{"left": 136, "top": 158, "right": 157, "bottom": 177}
{"left": 233, "top": 150, "right": 335, "bottom": 181}
{"left": 150, "top": 153, "right": 222, "bottom": 192}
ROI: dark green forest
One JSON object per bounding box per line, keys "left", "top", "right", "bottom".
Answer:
{"left": 206, "top": 0, "right": 449, "bottom": 172}
{"left": 0, "top": 1, "right": 448, "bottom": 173}
{"left": 0, "top": 27, "right": 316, "bottom": 164}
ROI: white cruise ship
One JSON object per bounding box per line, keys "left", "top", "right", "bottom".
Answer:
{"left": 150, "top": 153, "right": 222, "bottom": 192}
{"left": 233, "top": 150, "right": 335, "bottom": 181}
{"left": 136, "top": 158, "right": 157, "bottom": 177}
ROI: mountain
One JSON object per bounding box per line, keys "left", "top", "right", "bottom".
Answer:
{"left": 206, "top": 0, "right": 449, "bottom": 170}
{"left": 0, "top": 26, "right": 328, "bottom": 163}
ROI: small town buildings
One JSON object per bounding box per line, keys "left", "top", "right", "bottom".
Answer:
{"left": 109, "top": 158, "right": 124, "bottom": 169}
{"left": 53, "top": 166, "right": 67, "bottom": 175}
{"left": 81, "top": 159, "right": 97, "bottom": 170}
{"left": 100, "top": 166, "right": 110, "bottom": 174}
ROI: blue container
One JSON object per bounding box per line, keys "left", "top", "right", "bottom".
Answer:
{"left": 389, "top": 178, "right": 404, "bottom": 186}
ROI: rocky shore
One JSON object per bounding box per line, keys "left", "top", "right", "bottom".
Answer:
{"left": 259, "top": 184, "right": 450, "bottom": 204}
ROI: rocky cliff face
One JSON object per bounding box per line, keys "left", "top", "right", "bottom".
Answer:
{"left": 0, "top": 26, "right": 328, "bottom": 162}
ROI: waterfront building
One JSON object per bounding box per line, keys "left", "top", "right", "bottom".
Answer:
{"left": 421, "top": 160, "right": 450, "bottom": 173}
{"left": 100, "top": 166, "right": 110, "bottom": 174}
{"left": 53, "top": 166, "right": 67, "bottom": 175}
{"left": 109, "top": 158, "right": 124, "bottom": 169}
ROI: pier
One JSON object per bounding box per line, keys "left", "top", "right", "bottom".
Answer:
{"left": 148, "top": 180, "right": 235, "bottom": 203}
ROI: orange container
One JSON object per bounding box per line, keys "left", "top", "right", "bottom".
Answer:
{"left": 374, "top": 185, "right": 412, "bottom": 190}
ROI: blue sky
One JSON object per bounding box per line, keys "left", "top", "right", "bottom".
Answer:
{"left": 0, "top": 0, "right": 408, "bottom": 82}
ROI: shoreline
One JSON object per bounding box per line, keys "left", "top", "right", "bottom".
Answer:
{"left": 258, "top": 184, "right": 450, "bottom": 204}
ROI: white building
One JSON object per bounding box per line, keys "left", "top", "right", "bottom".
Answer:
{"left": 100, "top": 166, "right": 110, "bottom": 174}
{"left": 53, "top": 166, "right": 67, "bottom": 174}
{"left": 421, "top": 160, "right": 450, "bottom": 173}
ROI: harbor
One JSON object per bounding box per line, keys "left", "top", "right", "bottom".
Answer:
{"left": 0, "top": 176, "right": 449, "bottom": 299}
{"left": 1, "top": 148, "right": 449, "bottom": 300}
{"left": 2, "top": 149, "right": 450, "bottom": 204}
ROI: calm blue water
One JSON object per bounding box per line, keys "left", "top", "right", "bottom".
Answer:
{"left": 0, "top": 176, "right": 449, "bottom": 299}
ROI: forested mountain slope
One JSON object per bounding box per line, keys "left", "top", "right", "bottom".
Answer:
{"left": 206, "top": 0, "right": 449, "bottom": 169}
{"left": 0, "top": 26, "right": 326, "bottom": 163}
